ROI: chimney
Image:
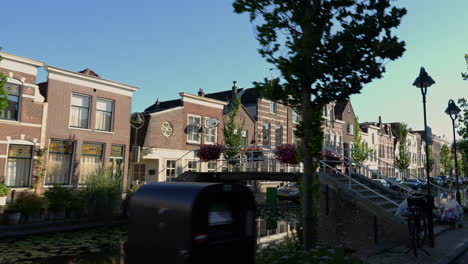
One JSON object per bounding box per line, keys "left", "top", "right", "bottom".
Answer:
{"left": 198, "top": 88, "right": 205, "bottom": 97}
{"left": 232, "top": 81, "right": 238, "bottom": 99}
{"left": 378, "top": 116, "right": 382, "bottom": 128}
{"left": 155, "top": 98, "right": 160, "bottom": 109}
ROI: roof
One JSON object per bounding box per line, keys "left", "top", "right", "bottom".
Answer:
{"left": 78, "top": 68, "right": 100, "bottom": 77}
{"left": 205, "top": 88, "right": 259, "bottom": 105}
{"left": 144, "top": 99, "right": 182, "bottom": 113}
{"left": 334, "top": 101, "right": 349, "bottom": 117}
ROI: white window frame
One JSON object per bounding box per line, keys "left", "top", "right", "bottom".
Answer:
{"left": 269, "top": 101, "right": 277, "bottom": 114}
{"left": 166, "top": 160, "right": 177, "bottom": 180}
{"left": 292, "top": 110, "right": 299, "bottom": 123}
{"left": 187, "top": 114, "right": 202, "bottom": 144}
{"left": 207, "top": 161, "right": 217, "bottom": 172}
{"left": 204, "top": 117, "right": 217, "bottom": 144}
{"left": 347, "top": 123, "right": 354, "bottom": 135}
{"left": 70, "top": 93, "right": 91, "bottom": 129}
{"left": 187, "top": 160, "right": 198, "bottom": 172}
{"left": 95, "top": 98, "right": 114, "bottom": 132}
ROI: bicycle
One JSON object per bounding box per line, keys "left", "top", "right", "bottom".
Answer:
{"left": 404, "top": 193, "right": 430, "bottom": 257}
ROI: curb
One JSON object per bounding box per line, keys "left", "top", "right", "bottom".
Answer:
{"left": 436, "top": 238, "right": 468, "bottom": 264}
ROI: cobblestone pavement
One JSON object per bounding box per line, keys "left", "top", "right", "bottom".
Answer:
{"left": 364, "top": 218, "right": 468, "bottom": 264}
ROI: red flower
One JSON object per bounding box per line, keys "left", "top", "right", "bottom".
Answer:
{"left": 198, "top": 144, "right": 225, "bottom": 162}
{"left": 274, "top": 144, "right": 299, "bottom": 164}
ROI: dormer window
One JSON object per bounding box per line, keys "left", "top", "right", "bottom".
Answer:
{"left": 0, "top": 83, "right": 21, "bottom": 121}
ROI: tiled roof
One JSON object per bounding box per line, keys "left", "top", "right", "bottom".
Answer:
{"left": 78, "top": 68, "right": 100, "bottom": 77}
{"left": 205, "top": 88, "right": 258, "bottom": 105}
{"left": 144, "top": 99, "right": 182, "bottom": 113}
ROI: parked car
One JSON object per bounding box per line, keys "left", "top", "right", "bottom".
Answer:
{"left": 405, "top": 179, "right": 420, "bottom": 190}
{"left": 373, "top": 179, "right": 390, "bottom": 188}
{"left": 438, "top": 176, "right": 448, "bottom": 186}
{"left": 430, "top": 176, "right": 443, "bottom": 186}
{"left": 463, "top": 177, "right": 468, "bottom": 184}
{"left": 418, "top": 179, "right": 428, "bottom": 189}
{"left": 277, "top": 183, "right": 299, "bottom": 201}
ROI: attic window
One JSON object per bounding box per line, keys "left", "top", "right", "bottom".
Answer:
{"left": 347, "top": 106, "right": 350, "bottom": 112}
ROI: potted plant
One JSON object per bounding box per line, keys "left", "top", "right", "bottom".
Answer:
{"left": 44, "top": 183, "right": 72, "bottom": 220}
{"left": 0, "top": 183, "right": 10, "bottom": 206}
{"left": 197, "top": 144, "right": 225, "bottom": 162}
{"left": 3, "top": 202, "right": 21, "bottom": 225}
{"left": 274, "top": 144, "right": 299, "bottom": 165}
{"left": 15, "top": 194, "right": 48, "bottom": 223}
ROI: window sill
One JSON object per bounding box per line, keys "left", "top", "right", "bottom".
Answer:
{"left": 94, "top": 130, "right": 115, "bottom": 134}
{"left": 8, "top": 187, "right": 31, "bottom": 191}
{"left": 43, "top": 185, "right": 74, "bottom": 188}
{"left": 186, "top": 142, "right": 201, "bottom": 146}
{"left": 0, "top": 119, "right": 20, "bottom": 124}
{"left": 69, "top": 127, "right": 92, "bottom": 131}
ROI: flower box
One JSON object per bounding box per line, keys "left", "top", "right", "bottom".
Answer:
{"left": 274, "top": 144, "right": 299, "bottom": 164}
{"left": 197, "top": 144, "right": 225, "bottom": 162}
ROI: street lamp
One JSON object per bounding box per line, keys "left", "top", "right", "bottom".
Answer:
{"left": 445, "top": 99, "right": 461, "bottom": 205}
{"left": 412, "top": 67, "right": 435, "bottom": 247}
{"left": 130, "top": 112, "right": 145, "bottom": 185}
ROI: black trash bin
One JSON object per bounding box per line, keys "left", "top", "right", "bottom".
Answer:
{"left": 126, "top": 182, "right": 256, "bottom": 264}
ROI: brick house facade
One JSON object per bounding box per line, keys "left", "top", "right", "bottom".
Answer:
{"left": 0, "top": 52, "right": 46, "bottom": 192}
{"left": 39, "top": 65, "right": 137, "bottom": 190}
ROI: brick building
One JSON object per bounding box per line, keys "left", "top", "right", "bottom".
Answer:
{"left": 39, "top": 65, "right": 138, "bottom": 190}
{"left": 0, "top": 52, "right": 46, "bottom": 190}
{"left": 334, "top": 100, "right": 357, "bottom": 157}
{"left": 132, "top": 92, "right": 227, "bottom": 184}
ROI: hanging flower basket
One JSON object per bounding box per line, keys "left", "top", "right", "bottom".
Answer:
{"left": 197, "top": 144, "right": 225, "bottom": 162}
{"left": 243, "top": 146, "right": 264, "bottom": 160}
{"left": 322, "top": 150, "right": 342, "bottom": 168}
{"left": 274, "top": 144, "right": 299, "bottom": 164}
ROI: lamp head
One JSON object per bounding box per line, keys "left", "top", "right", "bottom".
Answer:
{"left": 445, "top": 99, "right": 461, "bottom": 118}
{"left": 413, "top": 67, "right": 435, "bottom": 88}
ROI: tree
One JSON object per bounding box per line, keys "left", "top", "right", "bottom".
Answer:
{"left": 394, "top": 123, "right": 411, "bottom": 172}
{"left": 462, "top": 54, "right": 468, "bottom": 80}
{"left": 426, "top": 145, "right": 435, "bottom": 176}
{"left": 0, "top": 51, "right": 8, "bottom": 111}
{"left": 440, "top": 144, "right": 453, "bottom": 176}
{"left": 223, "top": 97, "right": 245, "bottom": 166}
{"left": 233, "top": 0, "right": 406, "bottom": 249}
{"left": 351, "top": 117, "right": 368, "bottom": 165}
{"left": 456, "top": 99, "right": 468, "bottom": 179}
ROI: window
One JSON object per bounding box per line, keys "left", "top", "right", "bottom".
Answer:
{"left": 110, "top": 145, "right": 124, "bottom": 176}
{"left": 292, "top": 110, "right": 299, "bottom": 123}
{"left": 0, "top": 83, "right": 20, "bottom": 121}
{"left": 79, "top": 143, "right": 104, "bottom": 184}
{"left": 133, "top": 164, "right": 145, "bottom": 182}
{"left": 187, "top": 160, "right": 197, "bottom": 172}
{"left": 95, "top": 98, "right": 114, "bottom": 131}
{"left": 241, "top": 130, "right": 248, "bottom": 147}
{"left": 323, "top": 107, "right": 327, "bottom": 116}
{"left": 166, "top": 160, "right": 177, "bottom": 180}
{"left": 372, "top": 133, "right": 375, "bottom": 144}
{"left": 207, "top": 161, "right": 217, "bottom": 172}
{"left": 347, "top": 123, "right": 354, "bottom": 135}
{"left": 292, "top": 128, "right": 298, "bottom": 145}
{"left": 204, "top": 118, "right": 216, "bottom": 144}
{"left": 187, "top": 115, "right": 201, "bottom": 143}
{"left": 46, "top": 140, "right": 74, "bottom": 185}
{"left": 6, "top": 145, "right": 32, "bottom": 187}
{"left": 275, "top": 125, "right": 283, "bottom": 145}
{"left": 262, "top": 123, "right": 271, "bottom": 147}
{"left": 270, "top": 101, "right": 277, "bottom": 114}
{"left": 70, "top": 94, "right": 91, "bottom": 128}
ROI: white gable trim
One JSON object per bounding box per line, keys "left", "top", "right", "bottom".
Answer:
{"left": 0, "top": 52, "right": 44, "bottom": 76}
{"left": 180, "top": 92, "right": 227, "bottom": 109}
{"left": 45, "top": 65, "right": 138, "bottom": 97}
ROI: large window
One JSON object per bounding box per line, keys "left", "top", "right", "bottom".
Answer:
{"left": 166, "top": 160, "right": 177, "bottom": 180}
{"left": 204, "top": 118, "right": 216, "bottom": 144}
{"left": 187, "top": 115, "right": 201, "bottom": 143}
{"left": 346, "top": 123, "right": 354, "bottom": 135}
{"left": 207, "top": 161, "right": 217, "bottom": 172}
{"left": 275, "top": 125, "right": 283, "bottom": 145}
{"left": 0, "top": 83, "right": 21, "bottom": 121}
{"left": 70, "top": 94, "right": 91, "bottom": 129}
{"left": 262, "top": 123, "right": 271, "bottom": 147}
{"left": 292, "top": 110, "right": 299, "bottom": 123}
{"left": 241, "top": 130, "right": 248, "bottom": 147}
{"left": 95, "top": 98, "right": 114, "bottom": 131}
{"left": 6, "top": 145, "right": 32, "bottom": 187}
{"left": 79, "top": 143, "right": 104, "bottom": 184}
{"left": 46, "top": 140, "right": 74, "bottom": 185}
{"left": 187, "top": 160, "right": 197, "bottom": 172}
{"left": 110, "top": 145, "right": 124, "bottom": 176}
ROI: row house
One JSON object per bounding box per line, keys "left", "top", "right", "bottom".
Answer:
{"left": 415, "top": 131, "right": 451, "bottom": 177}
{"left": 333, "top": 100, "right": 357, "bottom": 157}
{"left": 322, "top": 102, "right": 345, "bottom": 154}
{"left": 131, "top": 91, "right": 228, "bottom": 184}
{"left": 0, "top": 51, "right": 138, "bottom": 193}
{"left": 358, "top": 123, "right": 381, "bottom": 177}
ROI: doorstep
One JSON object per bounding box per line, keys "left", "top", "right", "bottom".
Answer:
{"left": 0, "top": 217, "right": 127, "bottom": 239}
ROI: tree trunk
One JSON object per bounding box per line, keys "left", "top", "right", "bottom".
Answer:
{"left": 301, "top": 88, "right": 323, "bottom": 249}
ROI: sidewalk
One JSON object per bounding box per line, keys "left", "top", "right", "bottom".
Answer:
{"left": 363, "top": 218, "right": 468, "bottom": 264}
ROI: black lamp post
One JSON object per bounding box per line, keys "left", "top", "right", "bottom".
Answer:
{"left": 130, "top": 112, "right": 145, "bottom": 185}
{"left": 412, "top": 67, "right": 435, "bottom": 247}
{"left": 445, "top": 99, "right": 462, "bottom": 205}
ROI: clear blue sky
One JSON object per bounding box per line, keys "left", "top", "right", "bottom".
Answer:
{"left": 1, "top": 0, "right": 467, "bottom": 139}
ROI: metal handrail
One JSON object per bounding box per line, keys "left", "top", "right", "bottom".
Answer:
{"left": 320, "top": 159, "right": 400, "bottom": 206}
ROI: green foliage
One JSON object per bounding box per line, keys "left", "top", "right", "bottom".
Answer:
{"left": 44, "top": 183, "right": 72, "bottom": 211}
{"left": 256, "top": 241, "right": 365, "bottom": 264}
{"left": 440, "top": 144, "right": 453, "bottom": 176}
{"left": 0, "top": 183, "right": 10, "bottom": 196}
{"left": 351, "top": 117, "right": 369, "bottom": 164}
{"left": 458, "top": 98, "right": 468, "bottom": 140}
{"left": 233, "top": 0, "right": 406, "bottom": 249}
{"left": 0, "top": 51, "right": 9, "bottom": 111}
{"left": 462, "top": 54, "right": 468, "bottom": 80}
{"left": 395, "top": 123, "right": 411, "bottom": 171}
{"left": 14, "top": 194, "right": 48, "bottom": 216}
{"left": 70, "top": 189, "right": 88, "bottom": 210}
{"left": 33, "top": 148, "right": 47, "bottom": 193}
{"left": 458, "top": 139, "right": 468, "bottom": 177}
{"left": 223, "top": 97, "right": 245, "bottom": 165}
{"left": 84, "top": 167, "right": 122, "bottom": 220}
{"left": 426, "top": 145, "right": 435, "bottom": 175}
